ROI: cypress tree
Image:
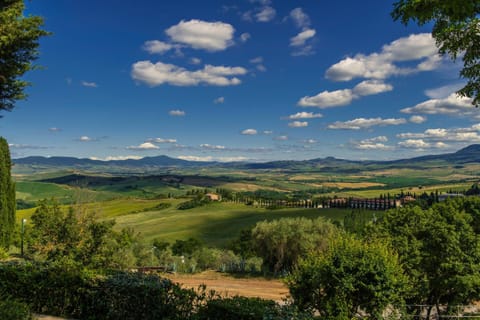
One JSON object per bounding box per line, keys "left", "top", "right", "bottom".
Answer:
{"left": 0, "top": 137, "right": 15, "bottom": 248}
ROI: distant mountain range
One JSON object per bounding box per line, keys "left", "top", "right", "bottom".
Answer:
{"left": 13, "top": 144, "right": 480, "bottom": 171}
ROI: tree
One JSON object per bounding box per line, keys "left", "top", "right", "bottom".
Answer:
{"left": 371, "top": 199, "right": 480, "bottom": 318}
{"left": 0, "top": 138, "right": 15, "bottom": 248}
{"left": 288, "top": 234, "right": 407, "bottom": 319}
{"left": 251, "top": 217, "right": 337, "bottom": 273}
{"left": 392, "top": 0, "right": 480, "bottom": 106}
{"left": 0, "top": 0, "right": 49, "bottom": 113}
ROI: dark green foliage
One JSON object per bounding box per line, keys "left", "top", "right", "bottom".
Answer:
{"left": 288, "top": 234, "right": 407, "bottom": 319}
{"left": 0, "top": 298, "right": 32, "bottom": 320}
{"left": 0, "top": 137, "right": 15, "bottom": 248}
{"left": 0, "top": 262, "right": 199, "bottom": 320}
{"left": 228, "top": 229, "right": 256, "bottom": 259}
{"left": 0, "top": 0, "right": 50, "bottom": 113}
{"left": 0, "top": 262, "right": 308, "bottom": 320}
{"left": 372, "top": 197, "right": 480, "bottom": 317}
{"left": 252, "top": 217, "right": 337, "bottom": 273}
{"left": 27, "top": 198, "right": 150, "bottom": 269}
{"left": 16, "top": 199, "right": 35, "bottom": 210}
{"left": 172, "top": 237, "right": 203, "bottom": 256}
{"left": 177, "top": 196, "right": 211, "bottom": 210}
{"left": 197, "top": 296, "right": 315, "bottom": 320}
{"left": 392, "top": 0, "right": 480, "bottom": 106}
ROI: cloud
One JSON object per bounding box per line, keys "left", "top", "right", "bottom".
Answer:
{"left": 352, "top": 136, "right": 393, "bottom": 150}
{"left": 240, "top": 32, "right": 251, "bottom": 42}
{"left": 255, "top": 6, "right": 276, "bottom": 22}
{"left": 400, "top": 93, "right": 476, "bottom": 117}
{"left": 275, "top": 135, "right": 288, "bottom": 141}
{"left": 169, "top": 109, "right": 186, "bottom": 116}
{"left": 147, "top": 138, "right": 177, "bottom": 143}
{"left": 397, "top": 124, "right": 480, "bottom": 143}
{"left": 81, "top": 81, "right": 98, "bottom": 88}
{"left": 328, "top": 117, "right": 407, "bottom": 130}
{"left": 304, "top": 139, "right": 317, "bottom": 144}
{"left": 398, "top": 139, "right": 433, "bottom": 149}
{"left": 263, "top": 130, "right": 273, "bottom": 135}
{"left": 409, "top": 115, "right": 427, "bottom": 124}
{"left": 241, "top": 128, "right": 258, "bottom": 135}
{"left": 90, "top": 155, "right": 143, "bottom": 161}
{"left": 8, "top": 143, "right": 48, "bottom": 150}
{"left": 298, "top": 80, "right": 392, "bottom": 108}
{"left": 298, "top": 89, "right": 353, "bottom": 108}
{"left": 424, "top": 83, "right": 465, "bottom": 99}
{"left": 290, "top": 29, "right": 316, "bottom": 47}
{"left": 214, "top": 96, "right": 225, "bottom": 104}
{"left": 131, "top": 61, "right": 247, "bottom": 87}
{"left": 126, "top": 142, "right": 159, "bottom": 150}
{"left": 250, "top": 56, "right": 263, "bottom": 64}
{"left": 200, "top": 143, "right": 225, "bottom": 150}
{"left": 178, "top": 155, "right": 248, "bottom": 162}
{"left": 286, "top": 112, "right": 323, "bottom": 119}
{"left": 165, "top": 19, "right": 235, "bottom": 51}
{"left": 189, "top": 57, "right": 202, "bottom": 65}
{"left": 48, "top": 127, "right": 61, "bottom": 132}
{"left": 250, "top": 56, "right": 266, "bottom": 72}
{"left": 325, "top": 33, "right": 440, "bottom": 81}
{"left": 290, "top": 8, "right": 310, "bottom": 29}
{"left": 352, "top": 80, "right": 393, "bottom": 96}
{"left": 288, "top": 121, "right": 308, "bottom": 128}
{"left": 143, "top": 40, "right": 177, "bottom": 54}
{"left": 78, "top": 136, "right": 94, "bottom": 142}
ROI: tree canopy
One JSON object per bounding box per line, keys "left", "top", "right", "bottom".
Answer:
{"left": 288, "top": 234, "right": 407, "bottom": 319}
{"left": 392, "top": 0, "right": 480, "bottom": 106}
{"left": 0, "top": 0, "right": 49, "bottom": 113}
{"left": 371, "top": 198, "right": 480, "bottom": 318}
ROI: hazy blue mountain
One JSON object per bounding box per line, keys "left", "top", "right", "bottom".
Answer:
{"left": 13, "top": 144, "right": 480, "bottom": 171}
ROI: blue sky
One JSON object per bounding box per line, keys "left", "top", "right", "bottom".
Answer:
{"left": 2, "top": 0, "right": 479, "bottom": 162}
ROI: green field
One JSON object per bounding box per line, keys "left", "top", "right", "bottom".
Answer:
{"left": 17, "top": 199, "right": 374, "bottom": 247}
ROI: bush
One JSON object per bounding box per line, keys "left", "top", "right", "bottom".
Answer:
{"left": 196, "top": 296, "right": 315, "bottom": 320}
{"left": 0, "top": 262, "right": 199, "bottom": 320}
{"left": 0, "top": 298, "right": 32, "bottom": 320}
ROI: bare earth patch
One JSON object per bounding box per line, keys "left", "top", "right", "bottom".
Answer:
{"left": 164, "top": 271, "right": 289, "bottom": 302}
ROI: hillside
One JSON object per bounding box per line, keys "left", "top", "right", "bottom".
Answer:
{"left": 13, "top": 144, "right": 480, "bottom": 173}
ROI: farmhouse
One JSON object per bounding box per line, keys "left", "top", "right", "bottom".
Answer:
{"left": 205, "top": 193, "right": 221, "bottom": 201}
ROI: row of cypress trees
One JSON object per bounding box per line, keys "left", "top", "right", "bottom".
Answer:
{"left": 0, "top": 137, "right": 15, "bottom": 248}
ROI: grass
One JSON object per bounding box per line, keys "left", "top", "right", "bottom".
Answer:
{"left": 111, "top": 201, "right": 374, "bottom": 246}
{"left": 18, "top": 200, "right": 372, "bottom": 247}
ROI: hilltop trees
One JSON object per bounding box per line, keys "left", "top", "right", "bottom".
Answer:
{"left": 392, "top": 0, "right": 480, "bottom": 106}
{"left": 0, "top": 0, "right": 49, "bottom": 113}
{"left": 0, "top": 138, "right": 15, "bottom": 248}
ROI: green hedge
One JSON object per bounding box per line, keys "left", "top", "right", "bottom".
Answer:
{"left": 0, "top": 262, "right": 197, "bottom": 320}
{"left": 0, "top": 298, "right": 32, "bottom": 320}
{"left": 0, "top": 262, "right": 313, "bottom": 320}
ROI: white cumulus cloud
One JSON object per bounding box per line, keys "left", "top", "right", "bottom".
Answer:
{"left": 288, "top": 121, "right": 308, "bottom": 128}
{"left": 409, "top": 115, "right": 427, "bottom": 124}
{"left": 286, "top": 112, "right": 323, "bottom": 119}
{"left": 241, "top": 129, "right": 258, "bottom": 135}
{"left": 132, "top": 61, "right": 247, "bottom": 87}
{"left": 290, "top": 29, "right": 316, "bottom": 47}
{"left": 328, "top": 117, "right": 407, "bottom": 130}
{"left": 326, "top": 33, "right": 440, "bottom": 81}
{"left": 127, "top": 142, "right": 159, "bottom": 150}
{"left": 400, "top": 93, "right": 475, "bottom": 116}
{"left": 165, "top": 19, "right": 235, "bottom": 52}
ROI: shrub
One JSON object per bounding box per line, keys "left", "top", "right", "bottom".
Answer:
{"left": 0, "top": 298, "right": 32, "bottom": 320}
{"left": 197, "top": 296, "right": 277, "bottom": 320}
